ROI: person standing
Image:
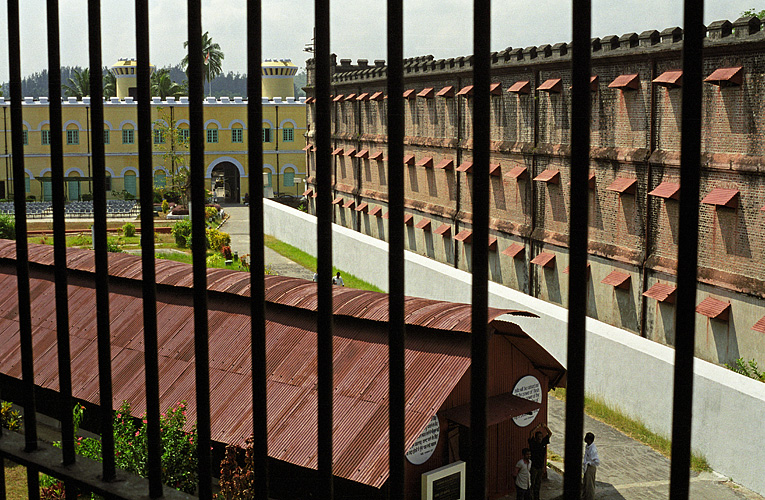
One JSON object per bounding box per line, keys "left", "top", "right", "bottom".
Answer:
{"left": 582, "top": 432, "right": 600, "bottom": 500}
{"left": 332, "top": 272, "right": 344, "bottom": 286}
{"left": 513, "top": 448, "right": 532, "bottom": 500}
{"left": 527, "top": 423, "right": 552, "bottom": 500}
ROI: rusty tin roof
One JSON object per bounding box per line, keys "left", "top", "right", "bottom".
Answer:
{"left": 0, "top": 242, "right": 563, "bottom": 489}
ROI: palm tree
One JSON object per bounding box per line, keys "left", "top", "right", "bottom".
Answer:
{"left": 151, "top": 70, "right": 184, "bottom": 99}
{"left": 62, "top": 68, "right": 90, "bottom": 99}
{"left": 103, "top": 70, "right": 116, "bottom": 98}
{"left": 181, "top": 31, "right": 224, "bottom": 95}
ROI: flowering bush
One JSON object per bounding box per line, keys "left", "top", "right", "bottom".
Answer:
{"left": 43, "top": 401, "right": 198, "bottom": 496}
{"left": 221, "top": 245, "right": 233, "bottom": 260}
{"left": 204, "top": 206, "right": 219, "bottom": 220}
{"left": 0, "top": 400, "right": 22, "bottom": 430}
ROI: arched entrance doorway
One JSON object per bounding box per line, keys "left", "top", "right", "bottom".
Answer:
{"left": 211, "top": 162, "right": 240, "bottom": 203}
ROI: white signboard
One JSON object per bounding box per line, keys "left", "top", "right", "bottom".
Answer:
{"left": 512, "top": 375, "right": 542, "bottom": 427}
{"left": 406, "top": 415, "right": 440, "bottom": 465}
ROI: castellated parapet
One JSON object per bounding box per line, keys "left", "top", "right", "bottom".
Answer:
{"left": 301, "top": 15, "right": 765, "bottom": 382}
{"left": 306, "top": 17, "right": 763, "bottom": 84}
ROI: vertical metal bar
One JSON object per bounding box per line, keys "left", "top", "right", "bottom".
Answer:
{"left": 314, "top": 0, "right": 334, "bottom": 495}
{"left": 86, "top": 0, "right": 115, "bottom": 482}
{"left": 134, "top": 1, "right": 163, "bottom": 497}
{"left": 386, "top": 0, "right": 406, "bottom": 496}
{"left": 7, "top": 0, "right": 39, "bottom": 482}
{"left": 187, "top": 1, "right": 212, "bottom": 497}
{"left": 670, "top": 2, "right": 703, "bottom": 498}
{"left": 46, "top": 0, "right": 76, "bottom": 469}
{"left": 247, "top": 2, "right": 269, "bottom": 500}
{"left": 564, "top": 1, "right": 591, "bottom": 498}
{"left": 469, "top": 1, "right": 490, "bottom": 499}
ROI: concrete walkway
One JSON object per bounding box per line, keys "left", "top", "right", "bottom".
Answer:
{"left": 221, "top": 204, "right": 764, "bottom": 500}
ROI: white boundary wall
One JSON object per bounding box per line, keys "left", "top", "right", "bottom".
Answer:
{"left": 264, "top": 199, "right": 765, "bottom": 495}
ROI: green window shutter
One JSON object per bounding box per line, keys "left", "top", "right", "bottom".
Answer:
{"left": 25, "top": 177, "right": 30, "bottom": 192}
{"left": 264, "top": 172, "right": 272, "bottom": 187}
{"left": 103, "top": 129, "right": 110, "bottom": 144}
{"left": 124, "top": 174, "right": 137, "bottom": 196}
{"left": 154, "top": 173, "right": 166, "bottom": 188}
{"left": 262, "top": 128, "right": 271, "bottom": 143}
{"left": 284, "top": 171, "right": 295, "bottom": 187}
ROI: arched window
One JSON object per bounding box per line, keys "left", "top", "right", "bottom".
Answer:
{"left": 122, "top": 125, "right": 135, "bottom": 144}
{"left": 282, "top": 124, "right": 294, "bottom": 142}
{"left": 283, "top": 167, "right": 295, "bottom": 187}
{"left": 154, "top": 172, "right": 166, "bottom": 188}
{"left": 206, "top": 125, "right": 219, "bottom": 144}
{"left": 231, "top": 125, "right": 243, "bottom": 143}
{"left": 124, "top": 172, "right": 137, "bottom": 196}
{"left": 66, "top": 125, "right": 80, "bottom": 145}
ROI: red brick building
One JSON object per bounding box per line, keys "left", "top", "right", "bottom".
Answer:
{"left": 303, "top": 16, "right": 765, "bottom": 368}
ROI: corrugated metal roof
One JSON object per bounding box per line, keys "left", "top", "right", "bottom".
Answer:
{"left": 704, "top": 67, "right": 743, "bottom": 86}
{"left": 436, "top": 86, "right": 454, "bottom": 97}
{"left": 696, "top": 296, "right": 730, "bottom": 321}
{"left": 609, "top": 73, "right": 639, "bottom": 90}
{"left": 414, "top": 218, "right": 431, "bottom": 230}
{"left": 456, "top": 161, "right": 473, "bottom": 172}
{"left": 416, "top": 156, "right": 433, "bottom": 167}
{"left": 506, "top": 166, "right": 528, "bottom": 179}
{"left": 403, "top": 89, "right": 416, "bottom": 99}
{"left": 648, "top": 181, "right": 680, "bottom": 200}
{"left": 642, "top": 282, "right": 676, "bottom": 303}
{"left": 403, "top": 154, "right": 415, "bottom": 165}
{"left": 434, "top": 159, "right": 454, "bottom": 170}
{"left": 652, "top": 70, "right": 683, "bottom": 88}
{"left": 0, "top": 243, "right": 559, "bottom": 489}
{"left": 433, "top": 224, "right": 451, "bottom": 236}
{"left": 606, "top": 177, "right": 637, "bottom": 194}
{"left": 417, "top": 87, "right": 434, "bottom": 98}
{"left": 457, "top": 85, "right": 473, "bottom": 96}
{"left": 752, "top": 316, "right": 765, "bottom": 334}
{"left": 502, "top": 243, "right": 524, "bottom": 259}
{"left": 369, "top": 151, "right": 383, "bottom": 161}
{"left": 533, "top": 169, "right": 560, "bottom": 184}
{"left": 601, "top": 270, "right": 631, "bottom": 289}
{"left": 563, "top": 263, "right": 590, "bottom": 275}
{"left": 537, "top": 78, "right": 562, "bottom": 93}
{"left": 344, "top": 149, "right": 357, "bottom": 157}
{"left": 368, "top": 206, "right": 382, "bottom": 217}
{"left": 440, "top": 392, "right": 541, "bottom": 427}
{"left": 507, "top": 80, "right": 531, "bottom": 94}
{"left": 701, "top": 188, "right": 739, "bottom": 208}
{"left": 489, "top": 163, "right": 501, "bottom": 176}
{"left": 454, "top": 230, "right": 473, "bottom": 243}
{"left": 530, "top": 252, "right": 555, "bottom": 268}
{"left": 355, "top": 202, "right": 369, "bottom": 213}
{"left": 355, "top": 149, "right": 369, "bottom": 159}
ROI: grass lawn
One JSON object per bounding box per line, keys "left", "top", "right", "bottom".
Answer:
{"left": 550, "top": 387, "right": 711, "bottom": 472}
{"left": 3, "top": 461, "right": 30, "bottom": 500}
{"left": 263, "top": 234, "right": 383, "bottom": 292}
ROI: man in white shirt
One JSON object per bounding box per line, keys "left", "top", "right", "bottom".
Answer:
{"left": 582, "top": 432, "right": 600, "bottom": 500}
{"left": 514, "top": 448, "right": 532, "bottom": 500}
{"left": 332, "top": 272, "right": 344, "bottom": 286}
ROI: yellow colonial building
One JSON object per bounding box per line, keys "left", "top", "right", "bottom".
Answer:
{"left": 0, "top": 58, "right": 306, "bottom": 203}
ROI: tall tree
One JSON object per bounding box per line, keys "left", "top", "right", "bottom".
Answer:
{"left": 742, "top": 7, "right": 765, "bottom": 19}
{"left": 62, "top": 68, "right": 90, "bottom": 99}
{"left": 181, "top": 31, "right": 224, "bottom": 95}
{"left": 103, "top": 70, "right": 116, "bottom": 98}
{"left": 151, "top": 69, "right": 184, "bottom": 99}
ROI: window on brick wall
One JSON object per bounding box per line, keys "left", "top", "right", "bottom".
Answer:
{"left": 122, "top": 129, "right": 135, "bottom": 144}
{"left": 283, "top": 126, "right": 294, "bottom": 142}
{"left": 207, "top": 129, "right": 218, "bottom": 143}
{"left": 103, "top": 129, "right": 110, "bottom": 144}
{"left": 41, "top": 129, "right": 50, "bottom": 145}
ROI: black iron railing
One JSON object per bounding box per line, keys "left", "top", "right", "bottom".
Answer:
{"left": 0, "top": 0, "right": 702, "bottom": 499}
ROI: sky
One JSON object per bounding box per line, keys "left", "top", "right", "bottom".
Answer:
{"left": 0, "top": 0, "right": 758, "bottom": 83}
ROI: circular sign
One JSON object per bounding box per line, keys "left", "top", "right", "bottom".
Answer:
{"left": 406, "top": 415, "right": 440, "bottom": 465}
{"left": 512, "top": 375, "right": 542, "bottom": 427}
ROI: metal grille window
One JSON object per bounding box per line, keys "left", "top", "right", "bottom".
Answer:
{"left": 66, "top": 129, "right": 79, "bottom": 145}
{"left": 177, "top": 128, "right": 190, "bottom": 143}
{"left": 0, "top": 1, "right": 707, "bottom": 499}
{"left": 122, "top": 128, "right": 135, "bottom": 144}
{"left": 282, "top": 126, "right": 294, "bottom": 142}
{"left": 153, "top": 129, "right": 165, "bottom": 144}
{"left": 232, "top": 127, "right": 243, "bottom": 143}
{"left": 206, "top": 128, "right": 218, "bottom": 143}
{"left": 104, "top": 129, "right": 110, "bottom": 144}
{"left": 41, "top": 129, "right": 50, "bottom": 145}
{"left": 22, "top": 129, "right": 27, "bottom": 145}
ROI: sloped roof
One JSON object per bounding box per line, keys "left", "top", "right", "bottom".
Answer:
{"left": 0, "top": 242, "right": 562, "bottom": 489}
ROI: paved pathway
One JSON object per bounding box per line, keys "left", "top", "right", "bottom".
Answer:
{"left": 221, "top": 204, "right": 764, "bottom": 500}
{"left": 221, "top": 205, "right": 314, "bottom": 280}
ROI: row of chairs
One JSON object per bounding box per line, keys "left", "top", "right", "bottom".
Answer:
{"left": 0, "top": 200, "right": 138, "bottom": 218}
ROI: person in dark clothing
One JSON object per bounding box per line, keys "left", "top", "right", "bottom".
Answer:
{"left": 527, "top": 423, "right": 552, "bottom": 500}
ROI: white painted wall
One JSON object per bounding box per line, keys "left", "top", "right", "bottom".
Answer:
{"left": 264, "top": 199, "right": 765, "bottom": 495}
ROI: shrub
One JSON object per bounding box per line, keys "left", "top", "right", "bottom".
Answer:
{"left": 726, "top": 358, "right": 765, "bottom": 382}
{"left": 106, "top": 237, "right": 123, "bottom": 253}
{"left": 122, "top": 222, "right": 136, "bottom": 238}
{"left": 161, "top": 199, "right": 170, "bottom": 213}
{"left": 153, "top": 190, "right": 163, "bottom": 203}
{"left": 1, "top": 400, "right": 22, "bottom": 431}
{"left": 0, "top": 214, "right": 15, "bottom": 239}
{"left": 206, "top": 228, "right": 231, "bottom": 252}
{"left": 205, "top": 206, "right": 219, "bottom": 220}
{"left": 172, "top": 219, "right": 192, "bottom": 248}
{"left": 215, "top": 438, "right": 257, "bottom": 499}
{"left": 171, "top": 205, "right": 189, "bottom": 216}
{"left": 81, "top": 193, "right": 93, "bottom": 201}
{"left": 221, "top": 245, "right": 232, "bottom": 260}
{"left": 47, "top": 401, "right": 198, "bottom": 495}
